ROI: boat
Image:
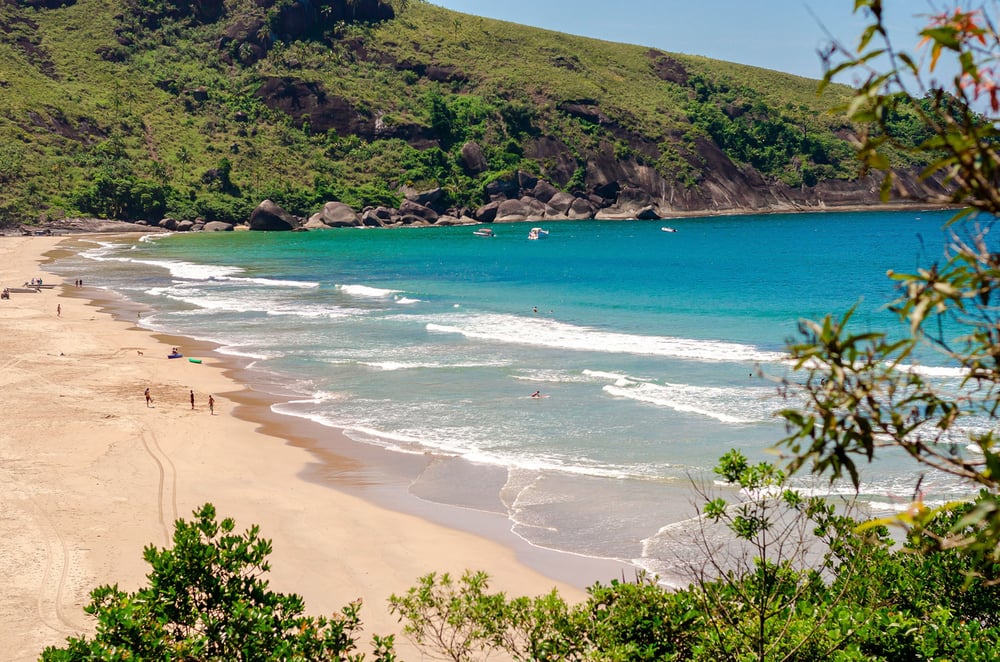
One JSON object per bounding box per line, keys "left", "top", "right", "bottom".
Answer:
{"left": 473, "top": 228, "right": 495, "bottom": 237}
{"left": 167, "top": 353, "right": 183, "bottom": 359}
{"left": 527, "top": 227, "right": 549, "bottom": 240}
{"left": 661, "top": 226, "right": 677, "bottom": 233}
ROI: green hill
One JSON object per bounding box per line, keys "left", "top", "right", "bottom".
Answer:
{"left": 0, "top": 0, "right": 927, "bottom": 229}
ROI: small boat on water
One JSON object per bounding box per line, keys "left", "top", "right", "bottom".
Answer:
{"left": 527, "top": 227, "right": 549, "bottom": 240}
{"left": 473, "top": 228, "right": 495, "bottom": 237}
{"left": 661, "top": 226, "right": 677, "bottom": 233}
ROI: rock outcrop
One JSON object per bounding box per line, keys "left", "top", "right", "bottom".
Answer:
{"left": 307, "top": 201, "right": 362, "bottom": 228}
{"left": 249, "top": 200, "right": 300, "bottom": 231}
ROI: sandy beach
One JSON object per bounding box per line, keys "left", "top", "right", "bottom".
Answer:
{"left": 0, "top": 235, "right": 629, "bottom": 659}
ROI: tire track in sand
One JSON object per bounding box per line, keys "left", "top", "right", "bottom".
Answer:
{"left": 28, "top": 499, "right": 76, "bottom": 635}
{"left": 138, "top": 425, "right": 179, "bottom": 543}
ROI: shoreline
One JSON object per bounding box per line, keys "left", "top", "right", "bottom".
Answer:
{"left": 63, "top": 240, "right": 635, "bottom": 585}
{"left": 0, "top": 235, "right": 628, "bottom": 659}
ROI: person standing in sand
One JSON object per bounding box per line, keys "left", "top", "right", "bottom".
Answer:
{"left": 190, "top": 389, "right": 195, "bottom": 410}
{"left": 144, "top": 388, "right": 152, "bottom": 407}
{"left": 208, "top": 395, "right": 214, "bottom": 415}
{"left": 56, "top": 303, "right": 60, "bottom": 317}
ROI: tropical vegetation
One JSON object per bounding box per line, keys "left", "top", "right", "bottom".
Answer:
{"left": 35, "top": 1, "right": 1000, "bottom": 659}
{"left": 0, "top": 0, "right": 924, "bottom": 228}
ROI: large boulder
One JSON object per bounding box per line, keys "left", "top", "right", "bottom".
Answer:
{"left": 517, "top": 171, "right": 538, "bottom": 190}
{"left": 474, "top": 200, "right": 501, "bottom": 223}
{"left": 531, "top": 180, "right": 559, "bottom": 203}
{"left": 362, "top": 207, "right": 393, "bottom": 227}
{"left": 309, "top": 201, "right": 361, "bottom": 228}
{"left": 495, "top": 198, "right": 541, "bottom": 223}
{"left": 303, "top": 216, "right": 329, "bottom": 230}
{"left": 546, "top": 191, "right": 577, "bottom": 214}
{"left": 249, "top": 199, "right": 299, "bottom": 231}
{"left": 566, "top": 196, "right": 598, "bottom": 219}
{"left": 617, "top": 185, "right": 653, "bottom": 210}
{"left": 460, "top": 141, "right": 489, "bottom": 174}
{"left": 203, "top": 221, "right": 233, "bottom": 232}
{"left": 398, "top": 199, "right": 439, "bottom": 223}
{"left": 400, "top": 185, "right": 443, "bottom": 207}
{"left": 485, "top": 177, "right": 519, "bottom": 201}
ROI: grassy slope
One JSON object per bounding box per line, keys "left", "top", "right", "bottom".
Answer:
{"left": 0, "top": 0, "right": 863, "bottom": 225}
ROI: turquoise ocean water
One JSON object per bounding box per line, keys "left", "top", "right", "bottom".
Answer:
{"left": 51, "top": 209, "right": 984, "bottom": 582}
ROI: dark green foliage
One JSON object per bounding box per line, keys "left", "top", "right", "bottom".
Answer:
{"left": 387, "top": 456, "right": 1000, "bottom": 661}
{"left": 684, "top": 73, "right": 857, "bottom": 187}
{"left": 579, "top": 575, "right": 699, "bottom": 660}
{"left": 41, "top": 503, "right": 395, "bottom": 661}
{"left": 0, "top": 0, "right": 874, "bottom": 227}
{"left": 71, "top": 172, "right": 169, "bottom": 221}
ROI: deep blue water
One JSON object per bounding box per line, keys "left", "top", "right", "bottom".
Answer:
{"left": 52, "top": 209, "right": 984, "bottom": 580}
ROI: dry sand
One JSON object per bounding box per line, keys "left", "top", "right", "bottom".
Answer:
{"left": 0, "top": 235, "right": 625, "bottom": 660}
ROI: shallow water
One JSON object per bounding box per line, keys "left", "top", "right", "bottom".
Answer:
{"left": 51, "top": 209, "right": 984, "bottom": 580}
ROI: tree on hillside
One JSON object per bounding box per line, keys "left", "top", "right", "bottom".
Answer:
{"left": 41, "top": 503, "right": 396, "bottom": 661}
{"left": 778, "top": 0, "right": 1000, "bottom": 568}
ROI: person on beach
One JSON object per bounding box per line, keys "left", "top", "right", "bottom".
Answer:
{"left": 208, "top": 395, "right": 215, "bottom": 415}
{"left": 190, "top": 389, "right": 195, "bottom": 410}
{"left": 145, "top": 388, "right": 153, "bottom": 407}
{"left": 56, "top": 303, "right": 60, "bottom": 317}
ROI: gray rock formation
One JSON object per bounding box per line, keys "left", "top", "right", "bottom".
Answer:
{"left": 308, "top": 201, "right": 362, "bottom": 228}
{"left": 249, "top": 199, "right": 299, "bottom": 231}
{"left": 398, "top": 199, "right": 439, "bottom": 223}
{"left": 460, "top": 141, "right": 488, "bottom": 174}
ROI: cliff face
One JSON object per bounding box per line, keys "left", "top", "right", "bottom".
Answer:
{"left": 0, "top": 0, "right": 939, "bottom": 227}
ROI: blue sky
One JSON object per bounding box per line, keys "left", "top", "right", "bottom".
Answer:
{"left": 427, "top": 1, "right": 945, "bottom": 83}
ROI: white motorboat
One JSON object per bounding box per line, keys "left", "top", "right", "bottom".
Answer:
{"left": 527, "top": 227, "right": 549, "bottom": 240}
{"left": 473, "top": 228, "right": 495, "bottom": 237}
{"left": 661, "top": 226, "right": 677, "bottom": 233}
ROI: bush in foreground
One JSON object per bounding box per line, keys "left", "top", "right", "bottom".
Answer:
{"left": 41, "top": 503, "right": 396, "bottom": 661}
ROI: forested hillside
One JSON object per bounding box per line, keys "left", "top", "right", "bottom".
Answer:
{"left": 0, "top": 0, "right": 934, "bottom": 228}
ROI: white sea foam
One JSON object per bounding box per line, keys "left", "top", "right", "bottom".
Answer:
{"left": 81, "top": 247, "right": 319, "bottom": 288}
{"left": 426, "top": 313, "right": 785, "bottom": 362}
{"left": 603, "top": 381, "right": 775, "bottom": 424}
{"left": 898, "top": 363, "right": 967, "bottom": 378}
{"left": 361, "top": 360, "right": 507, "bottom": 371}
{"left": 395, "top": 297, "right": 421, "bottom": 305}
{"left": 272, "top": 398, "right": 654, "bottom": 480}
{"left": 582, "top": 369, "right": 634, "bottom": 382}
{"left": 150, "top": 283, "right": 362, "bottom": 319}
{"left": 337, "top": 284, "right": 400, "bottom": 298}
{"left": 513, "top": 369, "right": 605, "bottom": 384}
{"left": 215, "top": 346, "right": 283, "bottom": 361}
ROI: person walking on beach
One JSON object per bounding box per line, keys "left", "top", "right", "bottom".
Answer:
{"left": 190, "top": 389, "right": 195, "bottom": 410}
{"left": 56, "top": 303, "right": 60, "bottom": 317}
{"left": 208, "top": 395, "right": 215, "bottom": 415}
{"left": 145, "top": 388, "right": 153, "bottom": 407}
